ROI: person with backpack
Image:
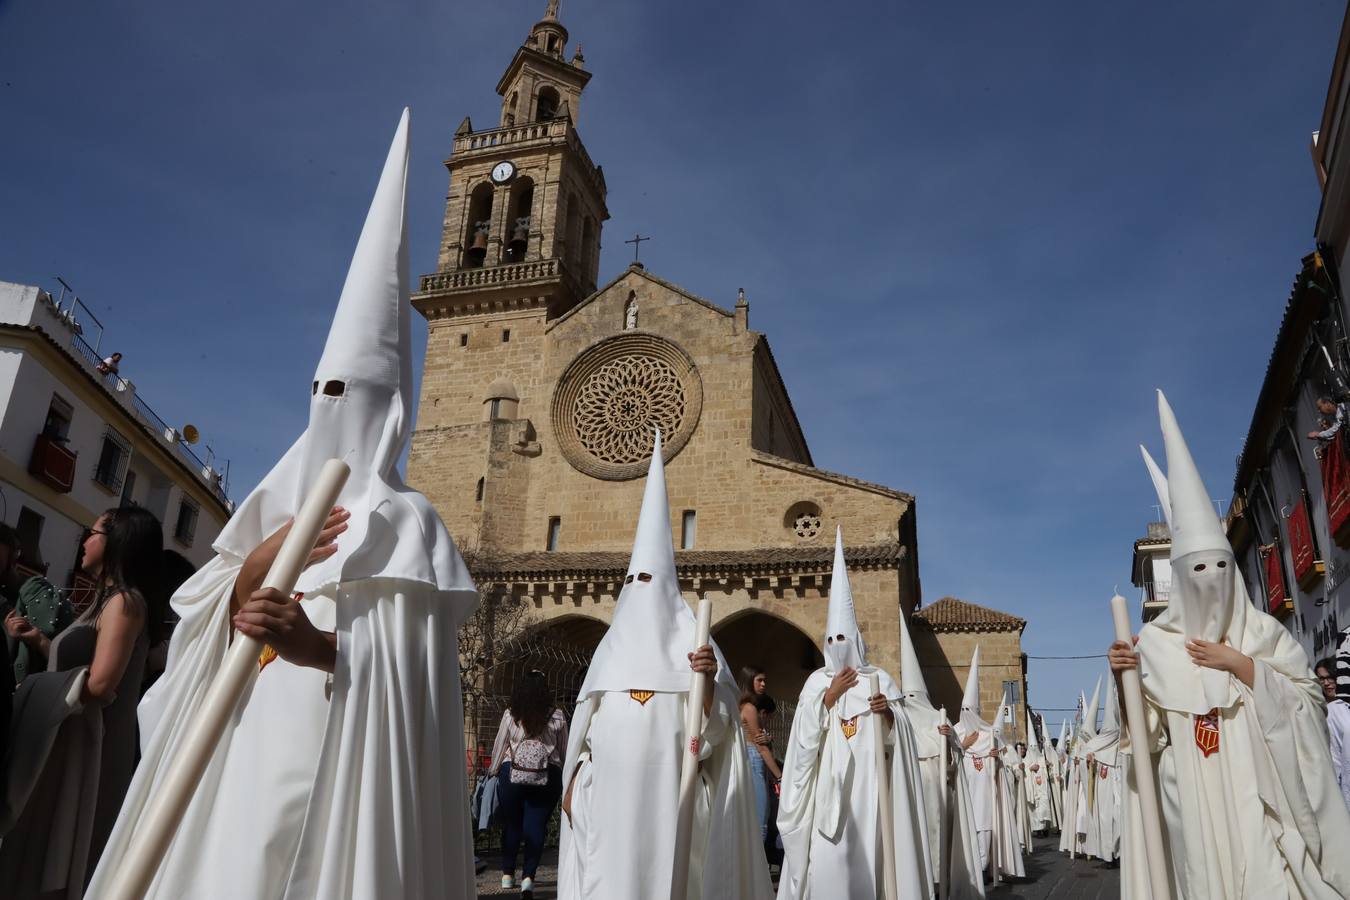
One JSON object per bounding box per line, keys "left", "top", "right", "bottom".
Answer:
{"left": 489, "top": 669, "right": 568, "bottom": 897}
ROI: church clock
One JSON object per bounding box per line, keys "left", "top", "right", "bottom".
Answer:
{"left": 490, "top": 161, "right": 517, "bottom": 184}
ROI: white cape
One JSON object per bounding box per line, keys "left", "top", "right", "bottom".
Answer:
{"left": 775, "top": 668, "right": 932, "bottom": 900}
{"left": 556, "top": 682, "right": 771, "bottom": 900}
{"left": 1121, "top": 651, "right": 1350, "bottom": 900}
{"left": 85, "top": 556, "right": 477, "bottom": 899}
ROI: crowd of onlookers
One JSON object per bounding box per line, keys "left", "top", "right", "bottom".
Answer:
{"left": 0, "top": 511, "right": 186, "bottom": 898}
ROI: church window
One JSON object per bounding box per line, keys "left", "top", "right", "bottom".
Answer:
{"left": 681, "top": 510, "right": 696, "bottom": 550}
{"left": 506, "top": 91, "right": 518, "bottom": 127}
{"left": 475, "top": 477, "right": 484, "bottom": 502}
{"left": 536, "top": 86, "right": 560, "bottom": 122}
{"left": 489, "top": 398, "right": 502, "bottom": 420}
{"left": 460, "top": 333, "right": 469, "bottom": 347}
{"left": 463, "top": 183, "right": 494, "bottom": 268}
{"left": 547, "top": 516, "right": 561, "bottom": 551}
{"left": 784, "top": 501, "right": 822, "bottom": 540}
{"left": 502, "top": 329, "right": 511, "bottom": 343}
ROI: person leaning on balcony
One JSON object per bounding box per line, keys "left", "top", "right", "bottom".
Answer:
{"left": 95, "top": 351, "right": 121, "bottom": 375}
{"left": 1307, "top": 396, "right": 1346, "bottom": 451}
{"left": 1316, "top": 657, "right": 1350, "bottom": 813}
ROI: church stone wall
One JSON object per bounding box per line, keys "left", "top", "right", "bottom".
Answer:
{"left": 911, "top": 624, "right": 1027, "bottom": 743}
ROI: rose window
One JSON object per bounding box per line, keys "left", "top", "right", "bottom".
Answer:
{"left": 793, "top": 512, "right": 822, "bottom": 539}
{"left": 573, "top": 357, "right": 686, "bottom": 464}
{"left": 553, "top": 333, "right": 703, "bottom": 480}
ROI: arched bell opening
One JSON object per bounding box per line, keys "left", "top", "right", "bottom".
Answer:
{"left": 504, "top": 177, "right": 534, "bottom": 263}
{"left": 535, "top": 85, "right": 561, "bottom": 122}
{"left": 462, "top": 182, "right": 494, "bottom": 268}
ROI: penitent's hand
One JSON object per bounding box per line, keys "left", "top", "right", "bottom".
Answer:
{"left": 233, "top": 588, "right": 335, "bottom": 673}
{"left": 868, "top": 693, "right": 888, "bottom": 715}
{"left": 233, "top": 507, "right": 349, "bottom": 614}
{"left": 824, "top": 666, "right": 858, "bottom": 711}
{"left": 938, "top": 723, "right": 953, "bottom": 737}
{"left": 1108, "top": 637, "right": 1139, "bottom": 674}
{"left": 1186, "top": 638, "right": 1255, "bottom": 688}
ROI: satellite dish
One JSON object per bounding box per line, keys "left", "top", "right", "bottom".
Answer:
{"left": 181, "top": 424, "right": 200, "bottom": 444}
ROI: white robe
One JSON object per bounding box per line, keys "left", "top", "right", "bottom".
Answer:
{"left": 775, "top": 670, "right": 931, "bottom": 900}
{"left": 85, "top": 557, "right": 476, "bottom": 899}
{"left": 557, "top": 686, "right": 771, "bottom": 900}
{"left": 954, "top": 721, "right": 1023, "bottom": 879}
{"left": 902, "top": 701, "right": 983, "bottom": 899}
{"left": 1121, "top": 657, "right": 1350, "bottom": 900}
{"left": 1022, "top": 750, "right": 1052, "bottom": 832}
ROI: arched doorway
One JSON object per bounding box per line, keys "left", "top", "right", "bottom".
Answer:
{"left": 467, "top": 615, "right": 608, "bottom": 773}
{"left": 712, "top": 610, "right": 822, "bottom": 721}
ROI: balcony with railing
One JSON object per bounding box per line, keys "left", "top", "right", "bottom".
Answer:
{"left": 27, "top": 284, "right": 233, "bottom": 508}
{"left": 450, "top": 118, "right": 605, "bottom": 196}
{"left": 28, "top": 433, "right": 77, "bottom": 493}
{"left": 1140, "top": 581, "right": 1171, "bottom": 620}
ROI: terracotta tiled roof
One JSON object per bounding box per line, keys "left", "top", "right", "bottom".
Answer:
{"left": 913, "top": 596, "right": 1025, "bottom": 633}
{"left": 463, "top": 542, "right": 905, "bottom": 581}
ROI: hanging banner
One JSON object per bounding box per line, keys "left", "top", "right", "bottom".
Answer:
{"left": 1288, "top": 494, "right": 1320, "bottom": 588}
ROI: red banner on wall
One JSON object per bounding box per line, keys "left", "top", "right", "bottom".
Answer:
{"left": 1322, "top": 434, "right": 1350, "bottom": 544}
{"left": 1261, "top": 543, "right": 1287, "bottom": 614}
{"left": 1288, "top": 494, "right": 1319, "bottom": 587}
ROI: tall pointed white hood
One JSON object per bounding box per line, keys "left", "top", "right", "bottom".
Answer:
{"left": 214, "top": 109, "right": 474, "bottom": 602}
{"left": 1152, "top": 390, "right": 1245, "bottom": 650}
{"left": 961, "top": 646, "right": 982, "bottom": 713}
{"left": 574, "top": 433, "right": 733, "bottom": 701}
{"left": 1081, "top": 677, "right": 1101, "bottom": 740}
{"left": 1025, "top": 708, "right": 1042, "bottom": 754}
{"left": 823, "top": 528, "right": 866, "bottom": 673}
{"left": 898, "top": 606, "right": 929, "bottom": 701}
{"left": 1140, "top": 445, "right": 1172, "bottom": 530}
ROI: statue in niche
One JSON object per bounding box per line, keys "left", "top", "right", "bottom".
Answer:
{"left": 624, "top": 297, "right": 638, "bottom": 330}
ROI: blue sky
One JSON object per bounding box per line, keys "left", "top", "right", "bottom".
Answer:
{"left": 2, "top": 0, "right": 1344, "bottom": 718}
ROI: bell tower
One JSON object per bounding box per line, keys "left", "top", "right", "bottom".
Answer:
{"left": 412, "top": 0, "right": 607, "bottom": 325}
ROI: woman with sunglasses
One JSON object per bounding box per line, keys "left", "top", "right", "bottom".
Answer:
{"left": 488, "top": 670, "right": 568, "bottom": 897}
{"left": 0, "top": 505, "right": 167, "bottom": 896}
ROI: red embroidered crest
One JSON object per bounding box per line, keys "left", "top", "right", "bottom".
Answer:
{"left": 1035, "top": 777, "right": 1043, "bottom": 786}
{"left": 841, "top": 716, "right": 859, "bottom": 740}
{"left": 1194, "top": 708, "right": 1220, "bottom": 757}
{"left": 1100, "top": 766, "right": 1109, "bottom": 780}
{"left": 973, "top": 757, "right": 985, "bottom": 772}
{"left": 688, "top": 737, "right": 700, "bottom": 755}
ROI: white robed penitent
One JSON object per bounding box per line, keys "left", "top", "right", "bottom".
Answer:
{"left": 775, "top": 529, "right": 932, "bottom": 900}
{"left": 1081, "top": 674, "right": 1122, "bottom": 863}
{"left": 1022, "top": 709, "right": 1053, "bottom": 834}
{"left": 954, "top": 649, "right": 1024, "bottom": 880}
{"left": 898, "top": 602, "right": 983, "bottom": 899}
{"left": 85, "top": 110, "right": 481, "bottom": 900}
{"left": 556, "top": 434, "right": 771, "bottom": 900}
{"left": 1119, "top": 392, "right": 1350, "bottom": 900}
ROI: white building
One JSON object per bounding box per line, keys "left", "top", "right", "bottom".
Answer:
{"left": 0, "top": 280, "right": 232, "bottom": 598}
{"left": 1130, "top": 520, "right": 1172, "bottom": 623}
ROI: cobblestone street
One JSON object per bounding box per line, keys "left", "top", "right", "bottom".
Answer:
{"left": 476, "top": 835, "right": 1121, "bottom": 899}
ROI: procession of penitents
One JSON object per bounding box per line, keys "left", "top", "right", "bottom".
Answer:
{"left": 7, "top": 105, "right": 1350, "bottom": 900}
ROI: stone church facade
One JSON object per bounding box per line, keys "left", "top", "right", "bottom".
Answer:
{"left": 407, "top": 4, "right": 1024, "bottom": 720}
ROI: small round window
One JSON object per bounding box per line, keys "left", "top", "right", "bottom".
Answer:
{"left": 784, "top": 501, "right": 823, "bottom": 540}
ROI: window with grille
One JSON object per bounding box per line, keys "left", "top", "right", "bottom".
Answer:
{"left": 93, "top": 428, "right": 130, "bottom": 492}
{"left": 546, "top": 516, "right": 561, "bottom": 551}
{"left": 174, "top": 497, "right": 199, "bottom": 546}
